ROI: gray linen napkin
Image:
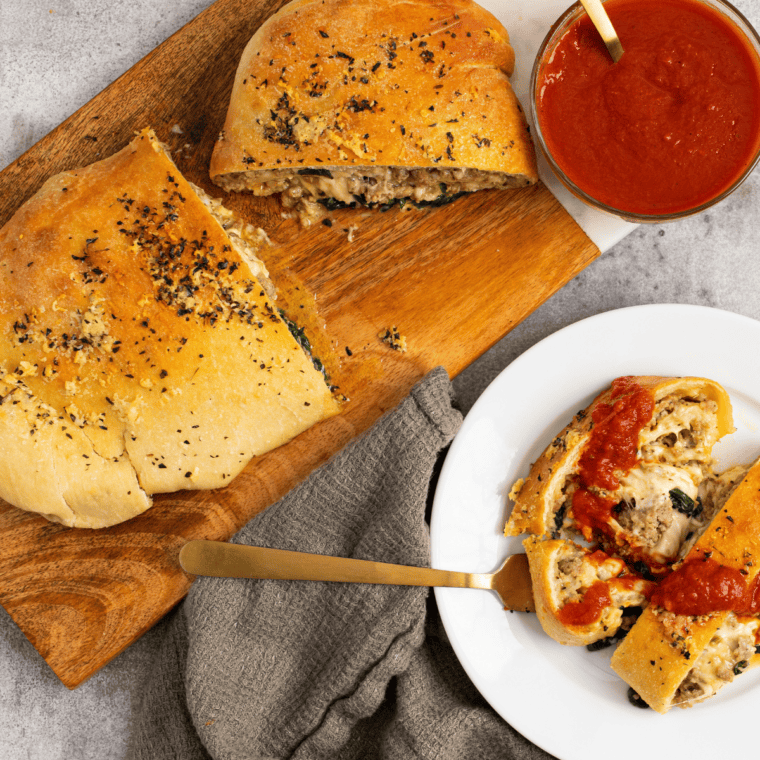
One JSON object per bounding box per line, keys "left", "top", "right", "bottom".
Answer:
{"left": 127, "top": 367, "right": 556, "bottom": 760}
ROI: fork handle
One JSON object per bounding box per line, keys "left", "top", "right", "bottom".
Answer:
{"left": 179, "top": 540, "right": 488, "bottom": 589}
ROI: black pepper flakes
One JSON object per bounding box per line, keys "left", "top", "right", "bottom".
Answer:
{"left": 379, "top": 326, "right": 407, "bottom": 352}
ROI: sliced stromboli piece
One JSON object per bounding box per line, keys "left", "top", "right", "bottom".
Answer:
{"left": 209, "top": 0, "right": 537, "bottom": 225}
{"left": 505, "top": 376, "right": 733, "bottom": 574}
{"left": 524, "top": 536, "right": 654, "bottom": 646}
{"left": 611, "top": 460, "right": 760, "bottom": 713}
{"left": 0, "top": 128, "right": 341, "bottom": 528}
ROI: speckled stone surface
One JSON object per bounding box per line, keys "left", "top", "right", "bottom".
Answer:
{"left": 1, "top": 1, "right": 759, "bottom": 757}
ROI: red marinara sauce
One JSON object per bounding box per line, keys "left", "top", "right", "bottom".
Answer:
{"left": 535, "top": 0, "right": 760, "bottom": 215}
{"left": 557, "top": 581, "right": 613, "bottom": 626}
{"left": 650, "top": 554, "right": 760, "bottom": 616}
{"left": 571, "top": 377, "right": 654, "bottom": 535}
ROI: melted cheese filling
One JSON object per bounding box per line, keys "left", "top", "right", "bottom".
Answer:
{"left": 589, "top": 396, "right": 719, "bottom": 563}
{"left": 674, "top": 614, "right": 759, "bottom": 707}
{"left": 555, "top": 544, "right": 649, "bottom": 611}
{"left": 216, "top": 165, "right": 533, "bottom": 226}
{"left": 556, "top": 545, "right": 627, "bottom": 604}
{"left": 190, "top": 182, "right": 276, "bottom": 299}
{"left": 217, "top": 165, "right": 529, "bottom": 203}
{"left": 640, "top": 396, "right": 719, "bottom": 467}
{"left": 614, "top": 463, "right": 703, "bottom": 563}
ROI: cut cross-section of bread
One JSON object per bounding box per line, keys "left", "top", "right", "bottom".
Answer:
{"left": 505, "top": 375, "right": 760, "bottom": 712}
{"left": 610, "top": 461, "right": 760, "bottom": 713}
{"left": 0, "top": 128, "right": 341, "bottom": 528}
{"left": 209, "top": 0, "right": 538, "bottom": 225}
{"left": 505, "top": 376, "right": 734, "bottom": 575}
{"left": 524, "top": 536, "right": 654, "bottom": 646}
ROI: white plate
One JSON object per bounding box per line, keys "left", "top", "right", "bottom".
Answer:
{"left": 430, "top": 304, "right": 760, "bottom": 760}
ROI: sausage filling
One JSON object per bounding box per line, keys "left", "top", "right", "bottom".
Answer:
{"left": 215, "top": 165, "right": 533, "bottom": 226}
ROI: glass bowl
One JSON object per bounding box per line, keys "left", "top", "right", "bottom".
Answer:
{"left": 530, "top": 0, "right": 760, "bottom": 223}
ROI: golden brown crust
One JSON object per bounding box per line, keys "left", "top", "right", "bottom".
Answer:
{"left": 610, "top": 607, "right": 728, "bottom": 714}
{"left": 504, "top": 376, "right": 734, "bottom": 538}
{"left": 209, "top": 0, "right": 537, "bottom": 189}
{"left": 0, "top": 129, "right": 340, "bottom": 528}
{"left": 505, "top": 407, "right": 593, "bottom": 538}
{"left": 611, "top": 460, "right": 760, "bottom": 713}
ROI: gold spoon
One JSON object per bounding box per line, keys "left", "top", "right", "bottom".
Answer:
{"left": 179, "top": 540, "right": 535, "bottom": 612}
{"left": 580, "top": 0, "right": 624, "bottom": 62}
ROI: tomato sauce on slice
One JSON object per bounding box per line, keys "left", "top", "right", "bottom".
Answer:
{"left": 558, "top": 581, "right": 613, "bottom": 626}
{"left": 571, "top": 377, "right": 654, "bottom": 536}
{"left": 536, "top": 0, "right": 760, "bottom": 215}
{"left": 579, "top": 377, "right": 654, "bottom": 490}
{"left": 651, "top": 556, "right": 748, "bottom": 615}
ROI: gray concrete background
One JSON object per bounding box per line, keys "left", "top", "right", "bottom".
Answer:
{"left": 1, "top": 1, "right": 760, "bottom": 757}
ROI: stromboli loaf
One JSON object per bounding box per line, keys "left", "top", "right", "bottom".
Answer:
{"left": 611, "top": 461, "right": 760, "bottom": 713}
{"left": 209, "top": 0, "right": 538, "bottom": 224}
{"left": 0, "top": 129, "right": 340, "bottom": 528}
{"left": 505, "top": 376, "right": 734, "bottom": 573}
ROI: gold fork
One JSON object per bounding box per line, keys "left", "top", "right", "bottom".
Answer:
{"left": 179, "top": 540, "right": 535, "bottom": 612}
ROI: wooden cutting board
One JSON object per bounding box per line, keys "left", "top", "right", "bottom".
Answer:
{"left": 0, "top": 0, "right": 599, "bottom": 688}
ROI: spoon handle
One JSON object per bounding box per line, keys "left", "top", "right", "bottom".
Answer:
{"left": 179, "top": 540, "right": 483, "bottom": 589}
{"left": 580, "top": 0, "right": 624, "bottom": 62}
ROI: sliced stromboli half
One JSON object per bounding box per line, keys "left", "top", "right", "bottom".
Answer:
{"left": 0, "top": 128, "right": 341, "bottom": 528}
{"left": 523, "top": 536, "right": 654, "bottom": 646}
{"left": 611, "top": 461, "right": 760, "bottom": 713}
{"left": 209, "top": 0, "right": 538, "bottom": 225}
{"left": 505, "top": 376, "right": 734, "bottom": 574}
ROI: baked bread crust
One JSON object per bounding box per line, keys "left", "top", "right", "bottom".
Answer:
{"left": 524, "top": 536, "right": 653, "bottom": 646}
{"left": 209, "top": 0, "right": 537, "bottom": 197}
{"left": 504, "top": 376, "right": 734, "bottom": 539}
{"left": 0, "top": 129, "right": 340, "bottom": 528}
{"left": 611, "top": 461, "right": 760, "bottom": 713}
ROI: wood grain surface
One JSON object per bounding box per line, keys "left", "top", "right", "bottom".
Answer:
{"left": 0, "top": 0, "right": 600, "bottom": 688}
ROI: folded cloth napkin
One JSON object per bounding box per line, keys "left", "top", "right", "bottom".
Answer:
{"left": 127, "top": 367, "right": 556, "bottom": 760}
